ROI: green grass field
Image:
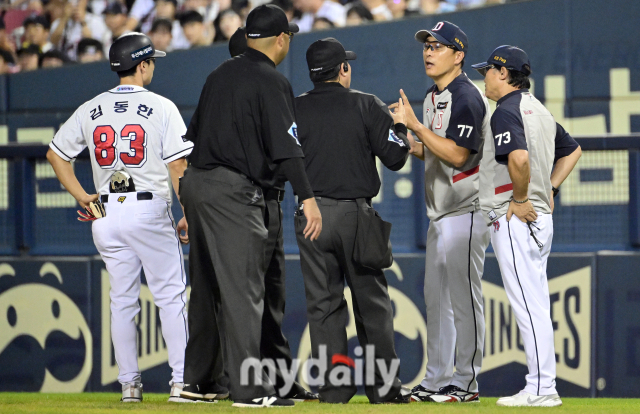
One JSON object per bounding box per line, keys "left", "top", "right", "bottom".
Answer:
{"left": 1, "top": 394, "right": 640, "bottom": 414}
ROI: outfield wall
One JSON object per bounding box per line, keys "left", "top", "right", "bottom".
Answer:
{"left": 0, "top": 252, "right": 638, "bottom": 397}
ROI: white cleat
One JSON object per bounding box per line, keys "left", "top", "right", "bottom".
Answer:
{"left": 121, "top": 382, "right": 142, "bottom": 403}
{"left": 496, "top": 391, "right": 562, "bottom": 407}
{"left": 168, "top": 382, "right": 199, "bottom": 403}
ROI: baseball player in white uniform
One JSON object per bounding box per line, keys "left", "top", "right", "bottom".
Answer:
{"left": 472, "top": 46, "right": 581, "bottom": 407}
{"left": 46, "top": 33, "right": 193, "bottom": 403}
{"left": 393, "top": 21, "right": 491, "bottom": 403}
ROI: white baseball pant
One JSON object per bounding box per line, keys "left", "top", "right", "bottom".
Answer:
{"left": 490, "top": 212, "right": 557, "bottom": 396}
{"left": 92, "top": 193, "right": 188, "bottom": 385}
{"left": 421, "top": 209, "right": 490, "bottom": 393}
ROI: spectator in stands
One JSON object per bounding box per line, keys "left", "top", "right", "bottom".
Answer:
{"left": 149, "top": 18, "right": 173, "bottom": 52}
{"left": 420, "top": 0, "right": 457, "bottom": 13}
{"left": 449, "top": 0, "right": 503, "bottom": 9}
{"left": 213, "top": 8, "right": 241, "bottom": 42}
{"left": 126, "top": 0, "right": 155, "bottom": 33}
{"left": 39, "top": 48, "right": 68, "bottom": 67}
{"left": 231, "top": 0, "right": 252, "bottom": 21}
{"left": 270, "top": 0, "right": 295, "bottom": 21}
{"left": 179, "top": 10, "right": 213, "bottom": 48}
{"left": 0, "top": 16, "right": 16, "bottom": 54}
{"left": 361, "top": 0, "right": 392, "bottom": 20}
{"left": 312, "top": 16, "right": 334, "bottom": 30}
{"left": 102, "top": 1, "right": 131, "bottom": 56}
{"left": 292, "top": 0, "right": 346, "bottom": 32}
{"left": 0, "top": 49, "right": 15, "bottom": 74}
{"left": 22, "top": 14, "right": 54, "bottom": 53}
{"left": 183, "top": 0, "right": 220, "bottom": 23}
{"left": 17, "top": 44, "right": 40, "bottom": 71}
{"left": 345, "top": 2, "right": 373, "bottom": 25}
{"left": 387, "top": 0, "right": 419, "bottom": 18}
{"left": 50, "top": 0, "right": 107, "bottom": 61}
{"left": 153, "top": 0, "right": 191, "bottom": 50}
{"left": 77, "top": 37, "right": 105, "bottom": 62}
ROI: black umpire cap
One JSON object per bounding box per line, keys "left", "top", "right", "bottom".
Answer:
{"left": 229, "top": 27, "right": 248, "bottom": 57}
{"left": 109, "top": 32, "right": 166, "bottom": 72}
{"left": 415, "top": 21, "right": 468, "bottom": 52}
{"left": 306, "top": 37, "right": 356, "bottom": 73}
{"left": 245, "top": 4, "right": 298, "bottom": 39}
{"left": 472, "top": 45, "right": 532, "bottom": 76}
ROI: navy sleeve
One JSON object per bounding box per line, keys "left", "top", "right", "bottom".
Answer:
{"left": 491, "top": 106, "right": 527, "bottom": 165}
{"left": 444, "top": 92, "right": 485, "bottom": 154}
{"left": 554, "top": 122, "right": 579, "bottom": 164}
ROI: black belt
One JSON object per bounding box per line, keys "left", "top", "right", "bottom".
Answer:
{"left": 216, "top": 165, "right": 285, "bottom": 202}
{"left": 264, "top": 188, "right": 285, "bottom": 202}
{"left": 101, "top": 192, "right": 153, "bottom": 203}
{"left": 315, "top": 196, "right": 372, "bottom": 204}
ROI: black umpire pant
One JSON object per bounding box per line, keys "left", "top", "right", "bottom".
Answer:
{"left": 180, "top": 166, "right": 272, "bottom": 400}
{"left": 294, "top": 197, "right": 401, "bottom": 403}
{"left": 181, "top": 166, "right": 300, "bottom": 399}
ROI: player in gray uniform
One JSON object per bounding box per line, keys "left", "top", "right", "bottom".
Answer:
{"left": 472, "top": 46, "right": 581, "bottom": 407}
{"left": 393, "top": 21, "right": 491, "bottom": 403}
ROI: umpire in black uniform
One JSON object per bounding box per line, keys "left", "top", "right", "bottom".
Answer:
{"left": 294, "top": 38, "right": 410, "bottom": 404}
{"left": 179, "top": 5, "right": 322, "bottom": 408}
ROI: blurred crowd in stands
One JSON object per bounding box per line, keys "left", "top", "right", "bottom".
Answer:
{"left": 0, "top": 0, "right": 522, "bottom": 73}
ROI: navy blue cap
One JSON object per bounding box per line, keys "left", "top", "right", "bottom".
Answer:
{"left": 471, "top": 45, "right": 531, "bottom": 75}
{"left": 415, "top": 21, "right": 468, "bottom": 52}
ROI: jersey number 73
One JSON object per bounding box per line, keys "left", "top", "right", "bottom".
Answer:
{"left": 93, "top": 124, "right": 147, "bottom": 168}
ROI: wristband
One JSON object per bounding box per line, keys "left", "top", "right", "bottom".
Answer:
{"left": 552, "top": 186, "right": 559, "bottom": 198}
{"left": 512, "top": 197, "right": 529, "bottom": 204}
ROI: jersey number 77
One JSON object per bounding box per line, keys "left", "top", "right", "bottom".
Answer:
{"left": 93, "top": 124, "right": 147, "bottom": 168}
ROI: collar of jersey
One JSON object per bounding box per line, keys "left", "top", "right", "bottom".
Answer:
{"left": 312, "top": 82, "right": 344, "bottom": 91}
{"left": 110, "top": 85, "right": 148, "bottom": 93}
{"left": 244, "top": 48, "right": 276, "bottom": 68}
{"left": 496, "top": 88, "right": 529, "bottom": 106}
{"left": 434, "top": 72, "right": 468, "bottom": 95}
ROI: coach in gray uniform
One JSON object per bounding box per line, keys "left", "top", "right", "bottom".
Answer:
{"left": 294, "top": 38, "right": 410, "bottom": 404}
{"left": 472, "top": 46, "right": 581, "bottom": 407}
{"left": 395, "top": 21, "right": 491, "bottom": 403}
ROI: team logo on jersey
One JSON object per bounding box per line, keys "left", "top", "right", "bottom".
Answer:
{"left": 117, "top": 196, "right": 126, "bottom": 203}
{"left": 388, "top": 129, "right": 406, "bottom": 147}
{"left": 288, "top": 123, "right": 301, "bottom": 146}
{"left": 437, "top": 102, "right": 449, "bottom": 109}
{"left": 492, "top": 221, "right": 500, "bottom": 232}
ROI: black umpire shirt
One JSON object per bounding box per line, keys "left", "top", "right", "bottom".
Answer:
{"left": 295, "top": 82, "right": 410, "bottom": 199}
{"left": 185, "top": 48, "right": 304, "bottom": 190}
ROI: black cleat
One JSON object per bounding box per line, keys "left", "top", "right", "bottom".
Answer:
{"left": 180, "top": 383, "right": 229, "bottom": 401}
{"left": 410, "top": 383, "right": 438, "bottom": 402}
{"left": 232, "top": 396, "right": 295, "bottom": 407}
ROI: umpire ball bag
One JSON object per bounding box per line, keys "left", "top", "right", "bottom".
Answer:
{"left": 352, "top": 198, "right": 393, "bottom": 270}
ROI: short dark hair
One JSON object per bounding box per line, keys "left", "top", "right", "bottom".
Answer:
{"left": 77, "top": 38, "right": 104, "bottom": 56}
{"left": 347, "top": 2, "right": 373, "bottom": 21}
{"left": 151, "top": 18, "right": 173, "bottom": 34}
{"left": 39, "top": 49, "right": 69, "bottom": 67}
{"left": 117, "top": 58, "right": 153, "bottom": 78}
{"left": 506, "top": 67, "right": 531, "bottom": 89}
{"left": 310, "top": 62, "right": 342, "bottom": 83}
